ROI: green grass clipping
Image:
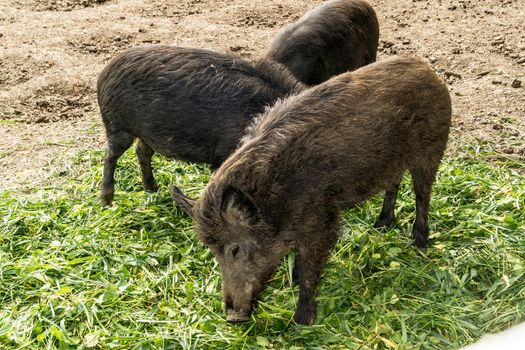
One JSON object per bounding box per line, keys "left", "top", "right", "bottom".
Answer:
{"left": 1, "top": 146, "right": 524, "bottom": 349}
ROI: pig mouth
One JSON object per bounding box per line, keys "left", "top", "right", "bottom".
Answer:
{"left": 224, "top": 277, "right": 267, "bottom": 323}
{"left": 224, "top": 294, "right": 257, "bottom": 323}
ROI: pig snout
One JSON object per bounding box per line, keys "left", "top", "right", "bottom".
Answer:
{"left": 224, "top": 293, "right": 253, "bottom": 323}
{"left": 226, "top": 308, "right": 251, "bottom": 323}
{"left": 223, "top": 278, "right": 261, "bottom": 323}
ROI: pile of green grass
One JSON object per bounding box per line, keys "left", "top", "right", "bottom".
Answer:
{"left": 1, "top": 147, "right": 524, "bottom": 349}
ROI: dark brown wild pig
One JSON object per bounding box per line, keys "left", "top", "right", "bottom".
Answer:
{"left": 265, "top": 0, "right": 379, "bottom": 85}
{"left": 97, "top": 45, "right": 304, "bottom": 205}
{"left": 172, "top": 56, "right": 452, "bottom": 325}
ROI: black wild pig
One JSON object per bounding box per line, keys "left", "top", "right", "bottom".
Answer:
{"left": 173, "top": 56, "right": 452, "bottom": 325}
{"left": 265, "top": 0, "right": 379, "bottom": 85}
{"left": 97, "top": 45, "right": 304, "bottom": 205}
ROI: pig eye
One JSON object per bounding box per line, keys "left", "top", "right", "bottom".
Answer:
{"left": 229, "top": 244, "right": 240, "bottom": 258}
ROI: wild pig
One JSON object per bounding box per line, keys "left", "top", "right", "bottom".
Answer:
{"left": 97, "top": 45, "right": 304, "bottom": 205}
{"left": 265, "top": 0, "right": 379, "bottom": 85}
{"left": 173, "top": 56, "right": 452, "bottom": 325}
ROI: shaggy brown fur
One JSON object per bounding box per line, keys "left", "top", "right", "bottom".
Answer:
{"left": 173, "top": 56, "right": 452, "bottom": 325}
{"left": 97, "top": 45, "right": 303, "bottom": 205}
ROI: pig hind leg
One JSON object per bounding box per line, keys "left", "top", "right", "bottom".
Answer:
{"left": 136, "top": 139, "right": 158, "bottom": 192}
{"left": 409, "top": 161, "right": 439, "bottom": 249}
{"left": 101, "top": 131, "right": 134, "bottom": 205}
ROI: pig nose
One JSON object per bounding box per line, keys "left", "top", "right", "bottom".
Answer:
{"left": 226, "top": 308, "right": 251, "bottom": 323}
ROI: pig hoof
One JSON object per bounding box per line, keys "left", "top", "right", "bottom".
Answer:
{"left": 101, "top": 192, "right": 114, "bottom": 206}
{"left": 412, "top": 235, "right": 428, "bottom": 250}
{"left": 143, "top": 182, "right": 158, "bottom": 192}
{"left": 413, "top": 238, "right": 427, "bottom": 250}
{"left": 373, "top": 216, "right": 394, "bottom": 228}
{"left": 293, "top": 309, "right": 315, "bottom": 325}
{"left": 412, "top": 226, "right": 429, "bottom": 249}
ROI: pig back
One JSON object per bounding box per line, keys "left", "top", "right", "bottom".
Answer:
{"left": 223, "top": 56, "right": 451, "bottom": 207}
{"left": 97, "top": 45, "right": 285, "bottom": 165}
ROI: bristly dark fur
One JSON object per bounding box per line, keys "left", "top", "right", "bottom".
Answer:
{"left": 193, "top": 56, "right": 452, "bottom": 325}
{"left": 265, "top": 0, "right": 379, "bottom": 85}
{"left": 97, "top": 45, "right": 304, "bottom": 205}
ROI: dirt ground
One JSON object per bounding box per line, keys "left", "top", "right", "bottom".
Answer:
{"left": 0, "top": 0, "right": 524, "bottom": 190}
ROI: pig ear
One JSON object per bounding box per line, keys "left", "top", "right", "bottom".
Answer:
{"left": 171, "top": 185, "right": 196, "bottom": 218}
{"left": 220, "top": 186, "right": 258, "bottom": 227}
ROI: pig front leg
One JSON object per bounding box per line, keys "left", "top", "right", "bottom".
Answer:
{"left": 293, "top": 228, "right": 337, "bottom": 325}
{"left": 374, "top": 182, "right": 401, "bottom": 228}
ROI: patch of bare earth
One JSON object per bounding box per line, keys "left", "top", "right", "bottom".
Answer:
{"left": 67, "top": 32, "right": 137, "bottom": 57}
{"left": 12, "top": 0, "right": 110, "bottom": 12}
{"left": 0, "top": 54, "right": 55, "bottom": 87}
{"left": 0, "top": 0, "right": 523, "bottom": 191}
{"left": 2, "top": 81, "right": 94, "bottom": 123}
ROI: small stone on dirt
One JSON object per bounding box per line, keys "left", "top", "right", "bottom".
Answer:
{"left": 445, "top": 71, "right": 462, "bottom": 79}
{"left": 477, "top": 70, "right": 491, "bottom": 77}
{"left": 492, "top": 124, "right": 503, "bottom": 130}
{"left": 448, "top": 4, "right": 457, "bottom": 10}
{"left": 492, "top": 79, "right": 502, "bottom": 85}
{"left": 511, "top": 79, "right": 522, "bottom": 88}
{"left": 381, "top": 40, "right": 394, "bottom": 48}
{"left": 491, "top": 36, "right": 505, "bottom": 45}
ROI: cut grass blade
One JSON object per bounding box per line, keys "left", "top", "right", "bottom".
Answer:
{"left": 1, "top": 146, "right": 524, "bottom": 349}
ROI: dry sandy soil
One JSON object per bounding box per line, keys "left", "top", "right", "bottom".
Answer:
{"left": 0, "top": 0, "right": 524, "bottom": 190}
